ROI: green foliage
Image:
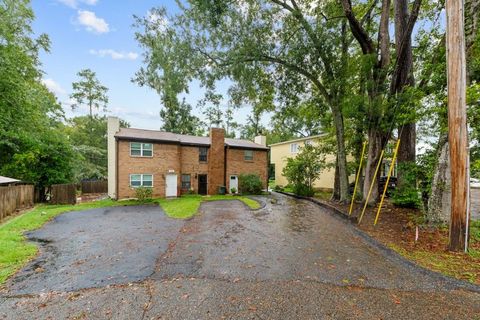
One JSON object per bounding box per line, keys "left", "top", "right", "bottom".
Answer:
{"left": 159, "top": 96, "right": 205, "bottom": 135}
{"left": 0, "top": 0, "right": 75, "bottom": 189}
{"left": 230, "top": 187, "right": 237, "bottom": 194}
{"left": 2, "top": 131, "right": 75, "bottom": 188}
{"left": 391, "top": 162, "right": 421, "bottom": 208}
{"left": 135, "top": 187, "right": 153, "bottom": 201}
{"left": 238, "top": 174, "right": 263, "bottom": 195}
{"left": 282, "top": 144, "right": 325, "bottom": 197}
{"left": 70, "top": 69, "right": 109, "bottom": 118}
{"left": 62, "top": 116, "right": 129, "bottom": 182}
{"left": 273, "top": 185, "right": 284, "bottom": 192}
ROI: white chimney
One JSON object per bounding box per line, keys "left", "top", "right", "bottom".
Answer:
{"left": 107, "top": 116, "right": 120, "bottom": 199}
{"left": 254, "top": 135, "right": 267, "bottom": 146}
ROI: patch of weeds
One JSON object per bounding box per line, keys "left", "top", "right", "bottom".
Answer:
{"left": 314, "top": 191, "right": 332, "bottom": 200}
{"left": 388, "top": 243, "right": 479, "bottom": 284}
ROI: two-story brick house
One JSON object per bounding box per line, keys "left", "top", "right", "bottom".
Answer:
{"left": 107, "top": 117, "right": 269, "bottom": 199}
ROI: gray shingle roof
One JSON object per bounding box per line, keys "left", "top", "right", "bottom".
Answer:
{"left": 115, "top": 128, "right": 269, "bottom": 150}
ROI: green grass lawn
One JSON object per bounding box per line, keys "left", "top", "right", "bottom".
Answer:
{"left": 157, "top": 194, "right": 260, "bottom": 218}
{"left": 0, "top": 194, "right": 260, "bottom": 285}
{"left": 268, "top": 179, "right": 275, "bottom": 189}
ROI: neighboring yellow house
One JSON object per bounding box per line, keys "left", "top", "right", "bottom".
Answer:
{"left": 271, "top": 135, "right": 397, "bottom": 192}
{"left": 270, "top": 134, "right": 340, "bottom": 191}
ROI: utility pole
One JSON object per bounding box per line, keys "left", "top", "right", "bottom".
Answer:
{"left": 446, "top": 0, "right": 469, "bottom": 251}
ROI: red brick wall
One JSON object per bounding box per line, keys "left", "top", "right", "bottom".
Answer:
{"left": 207, "top": 128, "right": 225, "bottom": 194}
{"left": 117, "top": 140, "right": 181, "bottom": 199}
{"left": 180, "top": 146, "right": 209, "bottom": 194}
{"left": 226, "top": 148, "right": 268, "bottom": 192}
{"left": 116, "top": 137, "right": 268, "bottom": 198}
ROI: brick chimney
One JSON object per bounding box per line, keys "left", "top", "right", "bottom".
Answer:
{"left": 254, "top": 135, "right": 267, "bottom": 146}
{"left": 107, "top": 116, "right": 120, "bottom": 199}
{"left": 208, "top": 128, "right": 225, "bottom": 194}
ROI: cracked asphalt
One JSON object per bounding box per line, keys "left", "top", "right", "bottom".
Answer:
{"left": 1, "top": 193, "right": 479, "bottom": 319}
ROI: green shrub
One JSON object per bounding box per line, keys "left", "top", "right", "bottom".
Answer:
{"left": 135, "top": 187, "right": 153, "bottom": 201}
{"left": 238, "top": 174, "right": 263, "bottom": 194}
{"left": 391, "top": 162, "right": 421, "bottom": 208}
{"left": 273, "top": 185, "right": 284, "bottom": 192}
{"left": 292, "top": 184, "right": 314, "bottom": 197}
{"left": 230, "top": 187, "right": 237, "bottom": 194}
{"left": 282, "top": 144, "right": 324, "bottom": 197}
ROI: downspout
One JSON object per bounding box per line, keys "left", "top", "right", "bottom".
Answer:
{"left": 266, "top": 149, "right": 270, "bottom": 191}
{"left": 116, "top": 138, "right": 119, "bottom": 200}
{"left": 224, "top": 145, "right": 228, "bottom": 190}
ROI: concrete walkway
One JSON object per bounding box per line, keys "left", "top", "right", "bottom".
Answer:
{"left": 471, "top": 188, "right": 480, "bottom": 220}
{"left": 1, "top": 194, "right": 479, "bottom": 319}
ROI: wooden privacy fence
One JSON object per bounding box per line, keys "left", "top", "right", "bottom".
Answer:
{"left": 81, "top": 180, "right": 107, "bottom": 194}
{"left": 0, "top": 185, "right": 34, "bottom": 221}
{"left": 50, "top": 183, "right": 77, "bottom": 205}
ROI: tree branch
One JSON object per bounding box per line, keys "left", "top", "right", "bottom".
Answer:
{"left": 377, "top": 0, "right": 391, "bottom": 68}
{"left": 340, "top": 0, "right": 375, "bottom": 54}
{"left": 223, "top": 54, "right": 330, "bottom": 101}
{"left": 269, "top": 0, "right": 335, "bottom": 77}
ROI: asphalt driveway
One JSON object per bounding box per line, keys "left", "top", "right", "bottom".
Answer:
{"left": 7, "top": 205, "right": 184, "bottom": 294}
{"left": 1, "top": 194, "right": 479, "bottom": 319}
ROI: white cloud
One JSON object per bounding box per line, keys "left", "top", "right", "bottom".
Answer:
{"left": 77, "top": 10, "right": 109, "bottom": 34}
{"left": 42, "top": 78, "right": 66, "bottom": 95}
{"left": 57, "top": 0, "right": 98, "bottom": 9}
{"left": 89, "top": 49, "right": 138, "bottom": 60}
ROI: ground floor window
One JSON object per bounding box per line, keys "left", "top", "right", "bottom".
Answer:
{"left": 130, "top": 174, "right": 153, "bottom": 187}
{"left": 181, "top": 174, "right": 191, "bottom": 190}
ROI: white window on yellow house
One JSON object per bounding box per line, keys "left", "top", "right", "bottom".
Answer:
{"left": 130, "top": 174, "right": 153, "bottom": 187}
{"left": 304, "top": 139, "right": 312, "bottom": 146}
{"left": 290, "top": 143, "right": 299, "bottom": 153}
{"left": 130, "top": 142, "right": 153, "bottom": 157}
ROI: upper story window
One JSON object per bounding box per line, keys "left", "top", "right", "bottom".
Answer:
{"left": 304, "top": 139, "right": 312, "bottom": 146}
{"left": 130, "top": 174, "right": 153, "bottom": 188}
{"left": 244, "top": 150, "right": 254, "bottom": 161}
{"left": 290, "top": 143, "right": 299, "bottom": 153}
{"left": 199, "top": 147, "right": 208, "bottom": 162}
{"left": 130, "top": 142, "right": 153, "bottom": 157}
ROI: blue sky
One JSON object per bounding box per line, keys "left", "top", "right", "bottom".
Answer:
{"left": 32, "top": 0, "right": 257, "bottom": 130}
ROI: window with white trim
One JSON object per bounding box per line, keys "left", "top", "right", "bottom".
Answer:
{"left": 130, "top": 174, "right": 153, "bottom": 187}
{"left": 290, "top": 143, "right": 299, "bottom": 153}
{"left": 244, "top": 150, "right": 254, "bottom": 161}
{"left": 130, "top": 142, "right": 153, "bottom": 157}
{"left": 304, "top": 139, "right": 312, "bottom": 146}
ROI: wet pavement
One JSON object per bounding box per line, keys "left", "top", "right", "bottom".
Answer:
{"left": 7, "top": 205, "right": 184, "bottom": 294}
{"left": 1, "top": 194, "right": 479, "bottom": 319}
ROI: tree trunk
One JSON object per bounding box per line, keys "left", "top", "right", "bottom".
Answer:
{"left": 393, "top": 0, "right": 416, "bottom": 180}
{"left": 427, "top": 134, "right": 451, "bottom": 223}
{"left": 332, "top": 156, "right": 340, "bottom": 200}
{"left": 363, "top": 128, "right": 385, "bottom": 204}
{"left": 331, "top": 105, "right": 349, "bottom": 202}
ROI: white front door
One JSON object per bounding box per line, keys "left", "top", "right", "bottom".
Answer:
{"left": 229, "top": 175, "right": 238, "bottom": 193}
{"left": 166, "top": 174, "right": 177, "bottom": 197}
